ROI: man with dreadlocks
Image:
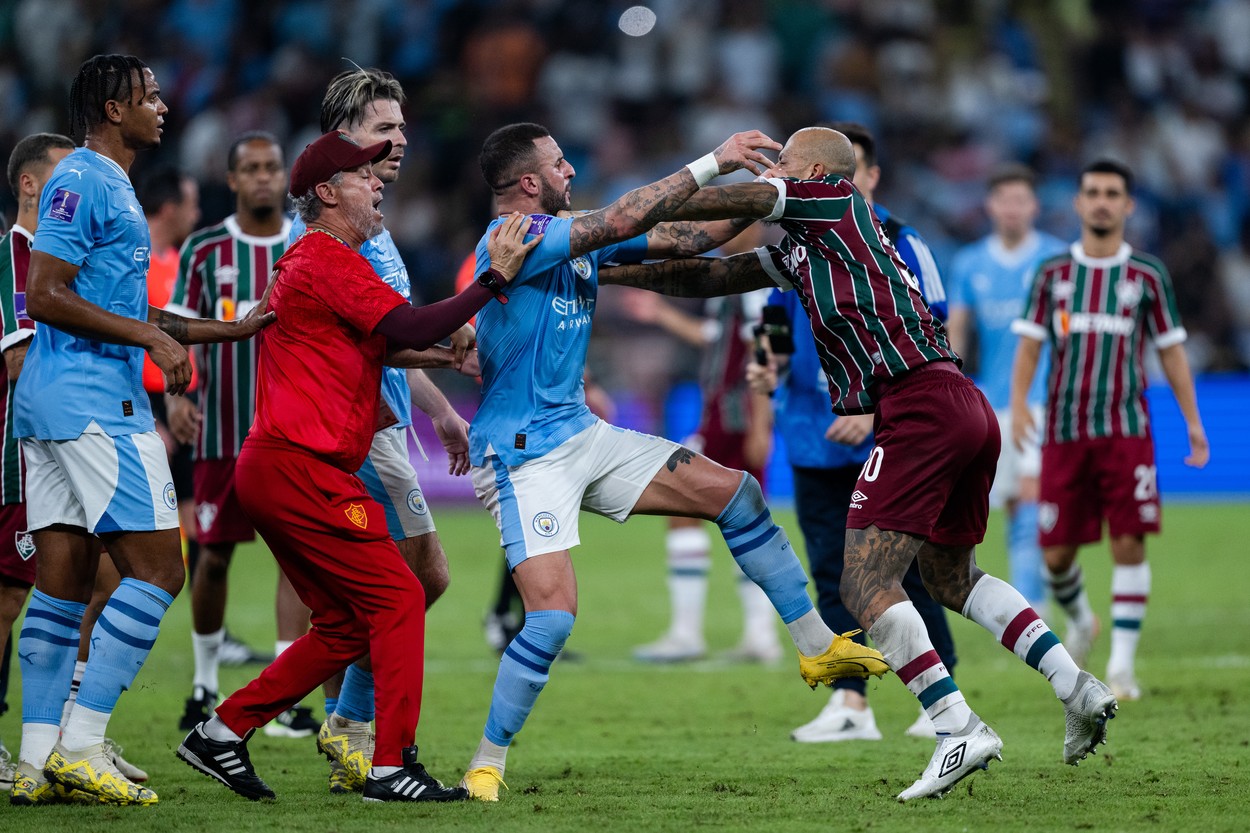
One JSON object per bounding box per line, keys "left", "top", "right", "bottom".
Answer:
{"left": 9, "top": 54, "right": 271, "bottom": 807}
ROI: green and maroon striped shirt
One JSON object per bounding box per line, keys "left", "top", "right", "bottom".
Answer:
{"left": 1012, "top": 242, "right": 1186, "bottom": 444}
{"left": 755, "top": 174, "right": 956, "bottom": 415}
{"left": 0, "top": 226, "right": 36, "bottom": 504}
{"left": 166, "top": 215, "right": 290, "bottom": 460}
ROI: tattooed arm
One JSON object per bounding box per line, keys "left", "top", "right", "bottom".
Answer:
{"left": 600, "top": 251, "right": 775, "bottom": 298}
{"left": 643, "top": 216, "right": 756, "bottom": 258}
{"left": 148, "top": 303, "right": 275, "bottom": 345}
{"left": 568, "top": 131, "right": 779, "bottom": 258}
{"left": 664, "top": 182, "right": 784, "bottom": 222}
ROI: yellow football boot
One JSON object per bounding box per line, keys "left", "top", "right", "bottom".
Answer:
{"left": 798, "top": 630, "right": 891, "bottom": 688}
{"left": 458, "top": 765, "right": 506, "bottom": 802}
{"left": 317, "top": 716, "right": 373, "bottom": 790}
{"left": 43, "top": 743, "right": 156, "bottom": 805}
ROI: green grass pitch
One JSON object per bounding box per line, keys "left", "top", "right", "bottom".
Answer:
{"left": 1, "top": 503, "right": 1247, "bottom": 832}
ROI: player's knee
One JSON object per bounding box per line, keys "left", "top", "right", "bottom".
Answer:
{"left": 522, "top": 609, "right": 576, "bottom": 655}
{"left": 716, "top": 471, "right": 766, "bottom": 529}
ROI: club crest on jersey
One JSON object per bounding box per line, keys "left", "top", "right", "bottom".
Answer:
{"left": 345, "top": 503, "right": 368, "bottom": 529}
{"left": 15, "top": 531, "right": 36, "bottom": 561}
{"left": 1115, "top": 278, "right": 1143, "bottom": 309}
{"left": 48, "top": 188, "right": 81, "bottom": 223}
{"left": 532, "top": 512, "right": 559, "bottom": 537}
{"left": 216, "top": 265, "right": 240, "bottom": 285}
{"left": 406, "top": 488, "right": 428, "bottom": 516}
{"left": 571, "top": 256, "right": 592, "bottom": 280}
{"left": 1051, "top": 280, "right": 1076, "bottom": 302}
{"left": 163, "top": 482, "right": 178, "bottom": 510}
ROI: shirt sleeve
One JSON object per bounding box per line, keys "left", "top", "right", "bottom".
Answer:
{"left": 895, "top": 227, "right": 947, "bottom": 321}
{"left": 764, "top": 177, "right": 854, "bottom": 223}
{"left": 31, "top": 169, "right": 104, "bottom": 267}
{"left": 319, "top": 252, "right": 408, "bottom": 335}
{"left": 754, "top": 245, "right": 795, "bottom": 289}
{"left": 596, "top": 232, "right": 649, "bottom": 266}
{"left": 1143, "top": 260, "right": 1188, "bottom": 348}
{"left": 0, "top": 234, "right": 36, "bottom": 351}
{"left": 166, "top": 236, "right": 203, "bottom": 319}
{"left": 1011, "top": 263, "right": 1051, "bottom": 342}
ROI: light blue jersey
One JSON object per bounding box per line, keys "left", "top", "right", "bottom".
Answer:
{"left": 16, "top": 148, "right": 154, "bottom": 440}
{"left": 469, "top": 214, "right": 648, "bottom": 467}
{"left": 948, "top": 230, "right": 1067, "bottom": 409}
{"left": 289, "top": 217, "right": 412, "bottom": 427}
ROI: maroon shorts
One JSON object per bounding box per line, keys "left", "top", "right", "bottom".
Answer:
{"left": 0, "top": 502, "right": 35, "bottom": 586}
{"left": 1038, "top": 435, "right": 1160, "bottom": 547}
{"left": 193, "top": 458, "right": 255, "bottom": 546}
{"left": 846, "top": 362, "right": 999, "bottom": 546}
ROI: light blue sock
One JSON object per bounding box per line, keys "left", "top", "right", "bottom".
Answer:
{"left": 335, "top": 664, "right": 376, "bottom": 723}
{"left": 76, "top": 578, "right": 173, "bottom": 714}
{"left": 716, "top": 473, "right": 813, "bottom": 623}
{"left": 1009, "top": 502, "right": 1045, "bottom": 606}
{"left": 19, "top": 591, "right": 85, "bottom": 725}
{"left": 324, "top": 696, "right": 339, "bottom": 716}
{"left": 483, "top": 609, "right": 574, "bottom": 746}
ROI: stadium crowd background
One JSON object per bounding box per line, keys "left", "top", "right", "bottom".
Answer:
{"left": 2, "top": 0, "right": 1249, "bottom": 429}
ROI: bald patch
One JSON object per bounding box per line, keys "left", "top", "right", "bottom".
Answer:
{"left": 791, "top": 127, "right": 857, "bottom": 178}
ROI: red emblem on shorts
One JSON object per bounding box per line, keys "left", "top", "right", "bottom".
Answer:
{"left": 345, "top": 503, "right": 368, "bottom": 529}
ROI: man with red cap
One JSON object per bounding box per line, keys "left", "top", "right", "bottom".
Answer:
{"left": 176, "top": 131, "right": 538, "bottom": 803}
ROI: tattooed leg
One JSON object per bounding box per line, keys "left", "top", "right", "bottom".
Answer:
{"left": 632, "top": 448, "right": 738, "bottom": 519}
{"left": 842, "top": 525, "right": 924, "bottom": 631}
{"left": 915, "top": 541, "right": 984, "bottom": 613}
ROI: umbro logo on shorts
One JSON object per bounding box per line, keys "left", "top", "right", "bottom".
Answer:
{"left": 850, "top": 490, "right": 868, "bottom": 510}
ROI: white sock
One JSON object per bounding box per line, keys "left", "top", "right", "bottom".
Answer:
{"left": 468, "top": 736, "right": 508, "bottom": 777}
{"left": 60, "top": 659, "right": 88, "bottom": 727}
{"left": 1108, "top": 562, "right": 1150, "bottom": 676}
{"left": 786, "top": 608, "right": 836, "bottom": 657}
{"left": 736, "top": 573, "right": 779, "bottom": 646}
{"left": 193, "top": 628, "right": 225, "bottom": 695}
{"left": 666, "top": 527, "right": 711, "bottom": 639}
{"left": 275, "top": 640, "right": 294, "bottom": 657}
{"left": 19, "top": 723, "right": 60, "bottom": 769}
{"left": 203, "top": 715, "right": 243, "bottom": 743}
{"left": 59, "top": 704, "right": 111, "bottom": 752}
{"left": 869, "top": 602, "right": 972, "bottom": 734}
{"left": 962, "top": 575, "right": 1079, "bottom": 700}
{"left": 370, "top": 765, "right": 401, "bottom": 778}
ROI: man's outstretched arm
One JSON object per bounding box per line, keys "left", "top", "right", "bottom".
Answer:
{"left": 600, "top": 251, "right": 774, "bottom": 298}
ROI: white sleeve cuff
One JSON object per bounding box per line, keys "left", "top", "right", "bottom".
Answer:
{"left": 760, "top": 178, "right": 786, "bottom": 222}
{"left": 0, "top": 329, "right": 34, "bottom": 352}
{"left": 755, "top": 246, "right": 788, "bottom": 288}
{"left": 1010, "top": 319, "right": 1048, "bottom": 341}
{"left": 1153, "top": 327, "right": 1188, "bottom": 349}
{"left": 163, "top": 302, "right": 200, "bottom": 319}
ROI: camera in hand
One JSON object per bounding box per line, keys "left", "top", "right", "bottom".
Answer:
{"left": 753, "top": 304, "right": 794, "bottom": 364}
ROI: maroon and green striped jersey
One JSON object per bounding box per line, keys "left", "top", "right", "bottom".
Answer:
{"left": 167, "top": 215, "right": 290, "bottom": 460}
{"left": 755, "top": 174, "right": 956, "bottom": 415}
{"left": 1012, "top": 242, "right": 1185, "bottom": 444}
{"left": 0, "top": 226, "right": 36, "bottom": 504}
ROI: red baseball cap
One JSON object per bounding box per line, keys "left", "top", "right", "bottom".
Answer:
{"left": 288, "top": 131, "right": 392, "bottom": 198}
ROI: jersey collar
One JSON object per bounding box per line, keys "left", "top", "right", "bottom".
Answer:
{"left": 1070, "top": 241, "right": 1131, "bottom": 269}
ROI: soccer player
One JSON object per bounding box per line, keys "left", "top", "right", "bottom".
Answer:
{"left": 0, "top": 133, "right": 75, "bottom": 794}
{"left": 10, "top": 54, "right": 271, "bottom": 806}
{"left": 625, "top": 226, "right": 782, "bottom": 665}
{"left": 290, "top": 67, "right": 483, "bottom": 794}
{"left": 176, "top": 130, "right": 535, "bottom": 803}
{"left": 457, "top": 122, "right": 887, "bottom": 802}
{"left": 602, "top": 126, "right": 1118, "bottom": 801}
{"left": 752, "top": 122, "right": 958, "bottom": 744}
{"left": 1009, "top": 159, "right": 1209, "bottom": 702}
{"left": 164, "top": 132, "right": 321, "bottom": 735}
{"left": 948, "top": 164, "right": 1067, "bottom": 608}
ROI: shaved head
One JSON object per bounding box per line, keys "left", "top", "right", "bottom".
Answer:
{"left": 775, "top": 127, "right": 857, "bottom": 181}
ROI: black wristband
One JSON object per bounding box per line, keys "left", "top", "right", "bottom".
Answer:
{"left": 476, "top": 267, "right": 509, "bottom": 304}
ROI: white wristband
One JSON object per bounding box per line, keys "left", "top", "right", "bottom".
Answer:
{"left": 685, "top": 152, "right": 720, "bottom": 187}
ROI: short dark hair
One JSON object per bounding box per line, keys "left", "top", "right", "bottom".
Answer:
{"left": 827, "top": 121, "right": 876, "bottom": 167}
{"left": 68, "top": 54, "right": 149, "bottom": 141}
{"left": 227, "top": 130, "right": 282, "bottom": 171}
{"left": 138, "top": 166, "right": 191, "bottom": 216}
{"left": 320, "top": 67, "right": 405, "bottom": 133}
{"left": 6, "top": 133, "right": 75, "bottom": 196}
{"left": 988, "top": 162, "right": 1037, "bottom": 192}
{"left": 1080, "top": 158, "right": 1134, "bottom": 194}
{"left": 480, "top": 122, "right": 551, "bottom": 193}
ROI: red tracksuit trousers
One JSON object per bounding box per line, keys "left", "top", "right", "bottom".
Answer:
{"left": 215, "top": 440, "right": 425, "bottom": 766}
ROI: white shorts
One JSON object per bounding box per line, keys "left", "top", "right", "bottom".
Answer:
{"left": 472, "top": 419, "right": 678, "bottom": 568}
{"left": 22, "top": 424, "right": 178, "bottom": 534}
{"left": 990, "top": 406, "right": 1043, "bottom": 508}
{"left": 357, "top": 426, "right": 436, "bottom": 542}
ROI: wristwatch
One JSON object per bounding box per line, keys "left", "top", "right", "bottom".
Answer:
{"left": 476, "top": 267, "right": 509, "bottom": 304}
